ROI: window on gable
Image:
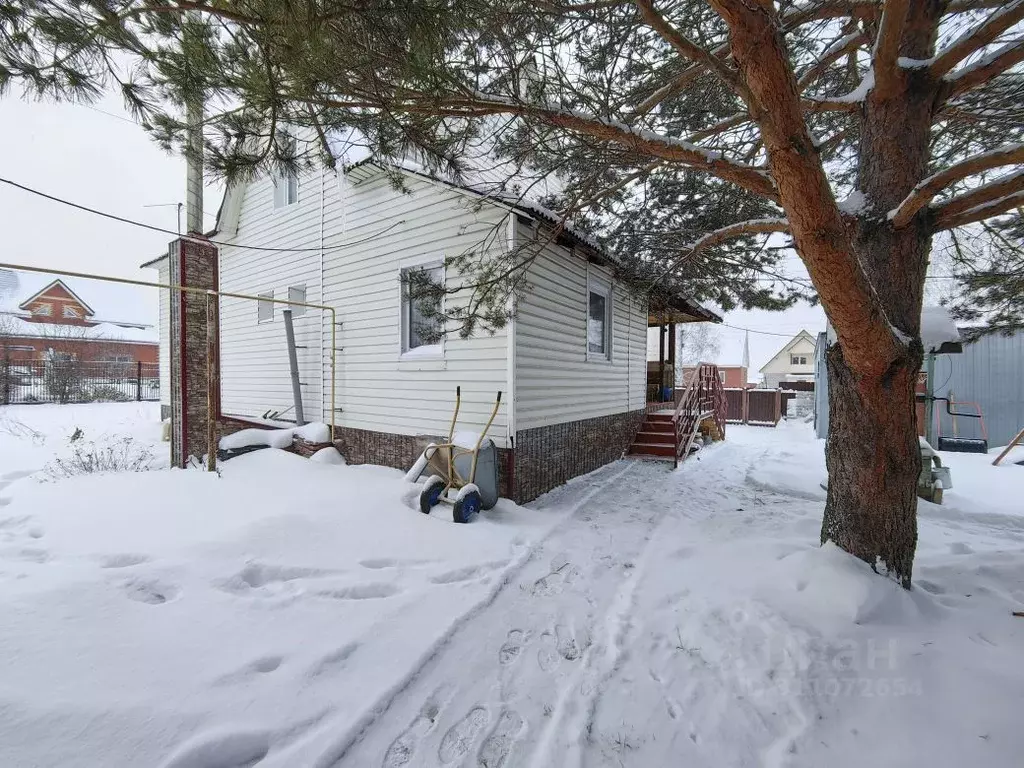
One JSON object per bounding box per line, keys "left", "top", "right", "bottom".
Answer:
{"left": 287, "top": 286, "right": 306, "bottom": 318}
{"left": 63, "top": 305, "right": 81, "bottom": 319}
{"left": 401, "top": 265, "right": 444, "bottom": 354}
{"left": 791, "top": 354, "right": 807, "bottom": 366}
{"left": 257, "top": 291, "right": 274, "bottom": 323}
{"left": 34, "top": 303, "right": 52, "bottom": 317}
{"left": 587, "top": 279, "right": 612, "bottom": 360}
{"left": 273, "top": 134, "right": 299, "bottom": 208}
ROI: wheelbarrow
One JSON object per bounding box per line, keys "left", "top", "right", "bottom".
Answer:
{"left": 405, "top": 387, "right": 502, "bottom": 523}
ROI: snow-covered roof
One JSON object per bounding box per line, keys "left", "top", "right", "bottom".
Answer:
{"left": 758, "top": 330, "right": 818, "bottom": 372}
{"left": 0, "top": 312, "right": 157, "bottom": 344}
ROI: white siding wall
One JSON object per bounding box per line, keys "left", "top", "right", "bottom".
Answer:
{"left": 156, "top": 259, "right": 170, "bottom": 409}
{"left": 322, "top": 172, "right": 511, "bottom": 445}
{"left": 514, "top": 223, "right": 648, "bottom": 431}
{"left": 217, "top": 168, "right": 326, "bottom": 422}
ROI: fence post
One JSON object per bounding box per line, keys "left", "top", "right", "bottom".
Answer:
{"left": 1, "top": 353, "right": 8, "bottom": 406}
{"left": 136, "top": 360, "right": 142, "bottom": 402}
{"left": 742, "top": 388, "right": 748, "bottom": 424}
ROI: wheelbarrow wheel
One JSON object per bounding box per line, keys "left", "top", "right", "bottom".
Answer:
{"left": 453, "top": 489, "right": 482, "bottom": 524}
{"left": 419, "top": 475, "right": 445, "bottom": 514}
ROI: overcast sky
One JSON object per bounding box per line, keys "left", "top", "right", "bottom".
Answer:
{"left": 0, "top": 91, "right": 825, "bottom": 370}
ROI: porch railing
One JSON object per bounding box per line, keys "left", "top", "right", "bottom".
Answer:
{"left": 671, "top": 363, "right": 727, "bottom": 468}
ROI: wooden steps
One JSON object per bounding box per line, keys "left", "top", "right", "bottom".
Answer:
{"left": 628, "top": 413, "right": 676, "bottom": 461}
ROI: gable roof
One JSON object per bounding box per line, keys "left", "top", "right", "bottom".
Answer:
{"left": 758, "top": 330, "right": 817, "bottom": 372}
{"left": 17, "top": 279, "right": 95, "bottom": 316}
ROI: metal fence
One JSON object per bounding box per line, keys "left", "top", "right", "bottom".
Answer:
{"left": 0, "top": 359, "right": 159, "bottom": 405}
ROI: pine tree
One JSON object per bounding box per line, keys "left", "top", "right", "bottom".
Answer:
{"left": 3, "top": 0, "right": 1023, "bottom": 586}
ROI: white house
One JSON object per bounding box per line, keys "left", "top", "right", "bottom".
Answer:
{"left": 758, "top": 330, "right": 817, "bottom": 388}
{"left": 145, "top": 156, "right": 717, "bottom": 502}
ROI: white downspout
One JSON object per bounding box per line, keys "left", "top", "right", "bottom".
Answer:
{"left": 505, "top": 212, "right": 516, "bottom": 450}
{"left": 319, "top": 164, "right": 326, "bottom": 422}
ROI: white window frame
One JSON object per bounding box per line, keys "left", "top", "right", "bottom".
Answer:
{"left": 399, "top": 261, "right": 445, "bottom": 359}
{"left": 791, "top": 354, "right": 807, "bottom": 366}
{"left": 34, "top": 303, "right": 52, "bottom": 317}
{"left": 257, "top": 290, "right": 275, "bottom": 323}
{"left": 62, "top": 305, "right": 81, "bottom": 319}
{"left": 287, "top": 285, "right": 306, "bottom": 318}
{"left": 272, "top": 133, "right": 299, "bottom": 208}
{"left": 586, "top": 272, "right": 613, "bottom": 362}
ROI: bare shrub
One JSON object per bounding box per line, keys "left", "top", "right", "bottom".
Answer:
{"left": 45, "top": 430, "right": 154, "bottom": 479}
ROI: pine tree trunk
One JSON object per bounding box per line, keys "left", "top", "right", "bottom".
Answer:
{"left": 821, "top": 340, "right": 922, "bottom": 587}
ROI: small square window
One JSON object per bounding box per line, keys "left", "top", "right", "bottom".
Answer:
{"left": 587, "top": 282, "right": 611, "bottom": 359}
{"left": 791, "top": 354, "right": 807, "bottom": 366}
{"left": 288, "top": 286, "right": 306, "bottom": 317}
{"left": 402, "top": 265, "right": 444, "bottom": 354}
{"left": 257, "top": 291, "right": 274, "bottom": 323}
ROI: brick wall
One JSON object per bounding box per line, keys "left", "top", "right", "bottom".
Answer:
{"left": 512, "top": 409, "right": 645, "bottom": 503}
{"left": 169, "top": 237, "right": 219, "bottom": 468}
{"left": 332, "top": 426, "right": 513, "bottom": 499}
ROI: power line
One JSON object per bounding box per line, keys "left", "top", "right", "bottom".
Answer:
{"left": 721, "top": 322, "right": 805, "bottom": 338}
{"left": 0, "top": 175, "right": 405, "bottom": 254}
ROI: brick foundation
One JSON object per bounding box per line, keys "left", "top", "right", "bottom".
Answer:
{"left": 512, "top": 410, "right": 646, "bottom": 503}
{"left": 332, "top": 426, "right": 514, "bottom": 500}
{"left": 329, "top": 410, "right": 644, "bottom": 505}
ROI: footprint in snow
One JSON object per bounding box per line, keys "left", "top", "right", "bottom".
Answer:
{"left": 100, "top": 553, "right": 150, "bottom": 569}
{"left": 215, "top": 655, "right": 284, "bottom": 685}
{"left": 478, "top": 710, "right": 526, "bottom": 768}
{"left": 431, "top": 560, "right": 508, "bottom": 585}
{"left": 123, "top": 577, "right": 180, "bottom": 605}
{"left": 438, "top": 707, "right": 489, "bottom": 765}
{"left": 309, "top": 642, "right": 359, "bottom": 678}
{"left": 498, "top": 630, "right": 526, "bottom": 665}
{"left": 382, "top": 691, "right": 447, "bottom": 768}
{"left": 315, "top": 583, "right": 400, "bottom": 600}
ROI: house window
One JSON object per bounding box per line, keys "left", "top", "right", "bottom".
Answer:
{"left": 288, "top": 285, "right": 306, "bottom": 318}
{"left": 33, "top": 303, "right": 52, "bottom": 317}
{"left": 273, "top": 134, "right": 299, "bottom": 208}
{"left": 100, "top": 355, "right": 133, "bottom": 364}
{"left": 587, "top": 279, "right": 612, "bottom": 359}
{"left": 63, "top": 305, "right": 81, "bottom": 319}
{"left": 257, "top": 291, "right": 275, "bottom": 323}
{"left": 401, "top": 265, "right": 444, "bottom": 354}
{"left": 791, "top": 354, "right": 807, "bottom": 366}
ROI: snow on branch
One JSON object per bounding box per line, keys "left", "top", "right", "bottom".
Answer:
{"left": 649, "top": 218, "right": 790, "bottom": 287}
{"left": 872, "top": 0, "right": 912, "bottom": 98}
{"left": 932, "top": 170, "right": 1024, "bottom": 230}
{"left": 931, "top": 0, "right": 1024, "bottom": 78}
{"left": 944, "top": 40, "right": 1024, "bottom": 99}
{"left": 889, "top": 143, "right": 1024, "bottom": 227}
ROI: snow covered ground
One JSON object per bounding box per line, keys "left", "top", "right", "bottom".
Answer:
{"left": 0, "top": 404, "right": 1022, "bottom": 767}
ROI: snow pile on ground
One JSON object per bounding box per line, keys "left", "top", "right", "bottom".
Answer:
{"left": 1, "top": 406, "right": 1022, "bottom": 767}
{"left": 219, "top": 421, "right": 332, "bottom": 451}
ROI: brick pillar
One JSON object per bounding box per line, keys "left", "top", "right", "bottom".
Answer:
{"left": 168, "top": 237, "right": 219, "bottom": 468}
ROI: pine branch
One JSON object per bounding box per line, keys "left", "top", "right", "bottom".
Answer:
{"left": 649, "top": 218, "right": 791, "bottom": 286}
{"left": 931, "top": 170, "right": 1024, "bottom": 229}
{"left": 632, "top": 0, "right": 749, "bottom": 102}
{"left": 930, "top": 0, "right": 1024, "bottom": 78}
{"left": 943, "top": 41, "right": 1024, "bottom": 100}
{"left": 798, "top": 31, "right": 868, "bottom": 91}
{"left": 872, "top": 0, "right": 911, "bottom": 99}
{"left": 889, "top": 143, "right": 1024, "bottom": 227}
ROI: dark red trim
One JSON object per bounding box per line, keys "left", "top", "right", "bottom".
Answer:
{"left": 177, "top": 240, "right": 189, "bottom": 468}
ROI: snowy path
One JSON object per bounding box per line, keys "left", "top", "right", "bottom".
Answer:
{"left": 281, "top": 441, "right": 811, "bottom": 768}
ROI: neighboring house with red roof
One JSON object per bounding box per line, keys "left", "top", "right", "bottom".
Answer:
{"left": 0, "top": 279, "right": 158, "bottom": 364}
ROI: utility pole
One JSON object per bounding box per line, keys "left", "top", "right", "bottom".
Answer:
{"left": 184, "top": 16, "right": 204, "bottom": 235}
